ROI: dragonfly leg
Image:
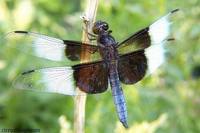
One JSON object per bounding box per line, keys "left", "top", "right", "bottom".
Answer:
{"left": 81, "top": 15, "right": 97, "bottom": 41}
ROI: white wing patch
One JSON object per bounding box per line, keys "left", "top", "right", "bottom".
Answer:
{"left": 41, "top": 67, "right": 75, "bottom": 95}
{"left": 146, "top": 10, "right": 178, "bottom": 73}
{"left": 145, "top": 44, "right": 165, "bottom": 74}
{"left": 149, "top": 13, "right": 171, "bottom": 44}
{"left": 28, "top": 32, "right": 66, "bottom": 61}
{"left": 4, "top": 31, "right": 67, "bottom": 62}
{"left": 14, "top": 67, "right": 79, "bottom": 96}
{"left": 33, "top": 37, "right": 65, "bottom": 61}
{"left": 28, "top": 32, "right": 64, "bottom": 44}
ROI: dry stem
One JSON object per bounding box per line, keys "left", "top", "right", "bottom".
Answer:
{"left": 74, "top": 0, "right": 99, "bottom": 133}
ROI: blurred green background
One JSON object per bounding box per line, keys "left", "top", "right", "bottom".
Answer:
{"left": 0, "top": 0, "right": 200, "bottom": 133}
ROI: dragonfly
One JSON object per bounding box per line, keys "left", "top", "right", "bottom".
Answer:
{"left": 5, "top": 9, "right": 179, "bottom": 128}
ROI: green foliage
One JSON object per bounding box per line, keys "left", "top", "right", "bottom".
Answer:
{"left": 0, "top": 0, "right": 199, "bottom": 133}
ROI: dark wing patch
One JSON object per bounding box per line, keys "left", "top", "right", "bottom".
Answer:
{"left": 118, "top": 50, "right": 147, "bottom": 84}
{"left": 118, "top": 28, "right": 150, "bottom": 51}
{"left": 64, "top": 40, "right": 99, "bottom": 61}
{"left": 73, "top": 61, "right": 109, "bottom": 94}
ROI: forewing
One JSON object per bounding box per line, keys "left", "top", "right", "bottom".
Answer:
{"left": 117, "top": 9, "right": 179, "bottom": 55}
{"left": 73, "top": 61, "right": 109, "bottom": 94}
{"left": 64, "top": 40, "right": 100, "bottom": 61}
{"left": 4, "top": 31, "right": 101, "bottom": 64}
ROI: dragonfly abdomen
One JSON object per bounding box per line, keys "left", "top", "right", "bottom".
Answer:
{"left": 109, "top": 63, "right": 128, "bottom": 128}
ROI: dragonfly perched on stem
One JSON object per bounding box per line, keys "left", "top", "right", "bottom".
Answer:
{"left": 4, "top": 9, "right": 179, "bottom": 128}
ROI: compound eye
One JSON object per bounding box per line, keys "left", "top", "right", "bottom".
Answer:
{"left": 103, "top": 23, "right": 109, "bottom": 30}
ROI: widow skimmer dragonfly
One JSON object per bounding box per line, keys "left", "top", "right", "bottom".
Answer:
{"left": 5, "top": 9, "right": 179, "bottom": 128}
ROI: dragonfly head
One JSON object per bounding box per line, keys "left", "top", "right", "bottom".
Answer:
{"left": 92, "top": 20, "right": 109, "bottom": 35}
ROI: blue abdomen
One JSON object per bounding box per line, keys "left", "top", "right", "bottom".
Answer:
{"left": 109, "top": 62, "right": 128, "bottom": 128}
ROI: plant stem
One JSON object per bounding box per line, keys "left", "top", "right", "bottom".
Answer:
{"left": 74, "top": 0, "right": 99, "bottom": 133}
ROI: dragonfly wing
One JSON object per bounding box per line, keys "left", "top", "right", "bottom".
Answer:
{"left": 14, "top": 60, "right": 108, "bottom": 95}
{"left": 14, "top": 67, "right": 78, "bottom": 95}
{"left": 117, "top": 9, "right": 179, "bottom": 55}
{"left": 73, "top": 61, "right": 109, "bottom": 94}
{"left": 118, "top": 50, "right": 147, "bottom": 84}
{"left": 118, "top": 44, "right": 166, "bottom": 84}
{"left": 5, "top": 31, "right": 101, "bottom": 64}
